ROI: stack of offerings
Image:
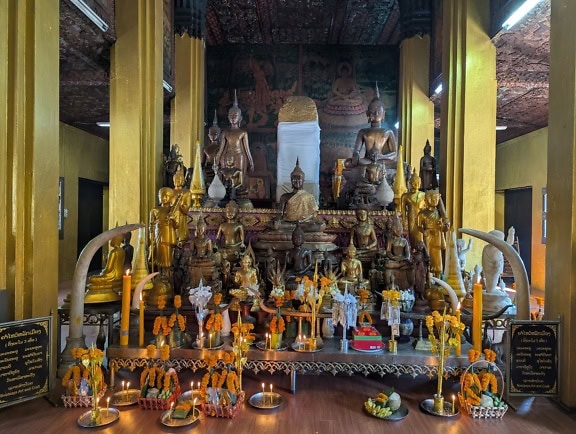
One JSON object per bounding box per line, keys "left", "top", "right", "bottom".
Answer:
{"left": 352, "top": 325, "right": 383, "bottom": 351}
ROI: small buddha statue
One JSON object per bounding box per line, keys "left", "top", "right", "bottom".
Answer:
{"left": 121, "top": 231, "right": 134, "bottom": 274}
{"left": 164, "top": 144, "right": 186, "bottom": 188}
{"left": 216, "top": 200, "right": 245, "bottom": 264}
{"left": 218, "top": 154, "right": 253, "bottom": 209}
{"left": 412, "top": 240, "right": 430, "bottom": 301}
{"left": 417, "top": 189, "right": 450, "bottom": 277}
{"left": 349, "top": 207, "right": 378, "bottom": 264}
{"left": 340, "top": 242, "right": 367, "bottom": 293}
{"left": 419, "top": 140, "right": 438, "bottom": 191}
{"left": 85, "top": 234, "right": 125, "bottom": 302}
{"left": 191, "top": 216, "right": 214, "bottom": 265}
{"left": 149, "top": 187, "right": 179, "bottom": 274}
{"left": 285, "top": 224, "right": 313, "bottom": 279}
{"left": 350, "top": 156, "right": 388, "bottom": 209}
{"left": 230, "top": 254, "right": 259, "bottom": 303}
{"left": 383, "top": 216, "right": 414, "bottom": 290}
{"left": 203, "top": 109, "right": 221, "bottom": 183}
{"left": 401, "top": 170, "right": 426, "bottom": 248}
{"left": 172, "top": 165, "right": 192, "bottom": 246}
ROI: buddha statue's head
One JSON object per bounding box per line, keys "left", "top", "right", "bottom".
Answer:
{"left": 208, "top": 109, "right": 221, "bottom": 143}
{"left": 159, "top": 187, "right": 175, "bottom": 206}
{"left": 355, "top": 207, "right": 368, "bottom": 222}
{"left": 240, "top": 254, "right": 252, "bottom": 270}
{"left": 173, "top": 164, "right": 186, "bottom": 189}
{"left": 196, "top": 216, "right": 206, "bottom": 236}
{"left": 367, "top": 82, "right": 385, "bottom": 123}
{"left": 346, "top": 244, "right": 357, "bottom": 259}
{"left": 423, "top": 139, "right": 432, "bottom": 156}
{"left": 228, "top": 89, "right": 242, "bottom": 125}
{"left": 290, "top": 158, "right": 305, "bottom": 189}
{"left": 225, "top": 200, "right": 239, "bottom": 221}
{"left": 424, "top": 189, "right": 441, "bottom": 207}
{"left": 409, "top": 170, "right": 422, "bottom": 191}
{"left": 291, "top": 224, "right": 305, "bottom": 247}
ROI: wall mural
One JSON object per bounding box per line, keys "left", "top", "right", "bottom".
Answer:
{"left": 206, "top": 44, "right": 398, "bottom": 204}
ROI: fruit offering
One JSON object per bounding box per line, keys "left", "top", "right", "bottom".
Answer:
{"left": 364, "top": 390, "right": 402, "bottom": 418}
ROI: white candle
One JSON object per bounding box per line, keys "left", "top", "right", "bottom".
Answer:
{"left": 193, "top": 398, "right": 197, "bottom": 419}
{"left": 106, "top": 397, "right": 110, "bottom": 416}
{"left": 169, "top": 402, "right": 174, "bottom": 421}
{"left": 261, "top": 382, "right": 265, "bottom": 403}
{"left": 269, "top": 384, "right": 273, "bottom": 405}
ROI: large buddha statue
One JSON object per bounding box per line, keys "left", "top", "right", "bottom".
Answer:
{"left": 172, "top": 165, "right": 192, "bottom": 246}
{"left": 215, "top": 91, "right": 254, "bottom": 179}
{"left": 254, "top": 159, "right": 337, "bottom": 259}
{"left": 215, "top": 200, "right": 245, "bottom": 264}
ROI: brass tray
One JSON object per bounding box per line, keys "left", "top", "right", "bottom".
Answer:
{"left": 291, "top": 341, "right": 322, "bottom": 353}
{"left": 420, "top": 398, "right": 460, "bottom": 417}
{"left": 177, "top": 389, "right": 203, "bottom": 403}
{"left": 256, "top": 341, "right": 288, "bottom": 351}
{"left": 77, "top": 408, "right": 119, "bottom": 428}
{"left": 160, "top": 408, "right": 201, "bottom": 427}
{"left": 248, "top": 392, "right": 283, "bottom": 409}
{"left": 110, "top": 388, "right": 140, "bottom": 406}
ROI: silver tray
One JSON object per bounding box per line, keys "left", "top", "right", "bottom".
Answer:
{"left": 160, "top": 408, "right": 201, "bottom": 427}
{"left": 110, "top": 388, "right": 140, "bottom": 406}
{"left": 192, "top": 340, "right": 224, "bottom": 350}
{"left": 352, "top": 346, "right": 383, "bottom": 353}
{"left": 365, "top": 403, "right": 409, "bottom": 421}
{"left": 420, "top": 398, "right": 460, "bottom": 417}
{"left": 256, "top": 341, "right": 288, "bottom": 351}
{"left": 291, "top": 341, "right": 322, "bottom": 353}
{"left": 248, "top": 392, "right": 283, "bottom": 409}
{"left": 77, "top": 408, "right": 119, "bottom": 428}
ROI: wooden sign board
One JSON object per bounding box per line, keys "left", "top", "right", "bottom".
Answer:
{"left": 0, "top": 316, "right": 51, "bottom": 409}
{"left": 507, "top": 320, "right": 559, "bottom": 397}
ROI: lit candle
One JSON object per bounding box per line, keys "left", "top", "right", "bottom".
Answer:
{"left": 193, "top": 398, "right": 197, "bottom": 419}
{"left": 452, "top": 394, "right": 455, "bottom": 414}
{"left": 197, "top": 381, "right": 201, "bottom": 391}
{"left": 191, "top": 381, "right": 194, "bottom": 392}
{"left": 265, "top": 333, "right": 269, "bottom": 350}
{"left": 121, "top": 380, "right": 125, "bottom": 392}
{"left": 169, "top": 402, "right": 174, "bottom": 421}
{"left": 472, "top": 279, "right": 483, "bottom": 352}
{"left": 209, "top": 332, "right": 213, "bottom": 348}
{"left": 455, "top": 302, "right": 461, "bottom": 357}
{"left": 139, "top": 293, "right": 145, "bottom": 347}
{"left": 269, "top": 384, "right": 273, "bottom": 405}
{"left": 96, "top": 396, "right": 100, "bottom": 409}
{"left": 120, "top": 270, "right": 132, "bottom": 346}
{"left": 261, "top": 382, "right": 265, "bottom": 401}
{"left": 106, "top": 397, "right": 110, "bottom": 416}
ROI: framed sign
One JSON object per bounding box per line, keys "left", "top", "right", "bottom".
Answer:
{"left": 507, "top": 320, "right": 559, "bottom": 397}
{"left": 0, "top": 316, "right": 52, "bottom": 408}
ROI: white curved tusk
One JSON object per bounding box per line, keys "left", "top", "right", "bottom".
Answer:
{"left": 429, "top": 276, "right": 459, "bottom": 313}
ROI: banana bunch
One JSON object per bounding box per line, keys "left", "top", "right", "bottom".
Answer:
{"left": 364, "top": 398, "right": 393, "bottom": 418}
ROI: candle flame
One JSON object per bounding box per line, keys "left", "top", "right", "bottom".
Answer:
{"left": 126, "top": 269, "right": 131, "bottom": 276}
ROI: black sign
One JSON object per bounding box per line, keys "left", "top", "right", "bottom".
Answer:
{"left": 507, "top": 320, "right": 559, "bottom": 397}
{"left": 0, "top": 316, "right": 51, "bottom": 408}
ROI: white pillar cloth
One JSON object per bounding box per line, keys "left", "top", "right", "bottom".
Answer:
{"left": 276, "top": 121, "right": 321, "bottom": 202}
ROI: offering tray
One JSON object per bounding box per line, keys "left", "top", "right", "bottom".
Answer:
{"left": 248, "top": 392, "right": 283, "bottom": 409}
{"left": 291, "top": 341, "right": 322, "bottom": 353}
{"left": 364, "top": 403, "right": 409, "bottom": 421}
{"left": 192, "top": 340, "right": 224, "bottom": 350}
{"left": 177, "top": 389, "right": 202, "bottom": 403}
{"left": 420, "top": 398, "right": 460, "bottom": 417}
{"left": 352, "top": 346, "right": 383, "bottom": 353}
{"left": 111, "top": 388, "right": 140, "bottom": 406}
{"left": 77, "top": 408, "right": 119, "bottom": 428}
{"left": 256, "top": 341, "right": 288, "bottom": 351}
{"left": 160, "top": 408, "right": 201, "bottom": 427}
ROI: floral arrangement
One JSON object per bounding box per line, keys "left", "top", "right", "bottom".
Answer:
{"left": 270, "top": 286, "right": 285, "bottom": 307}
{"left": 189, "top": 280, "right": 212, "bottom": 318}
{"left": 206, "top": 293, "right": 224, "bottom": 332}
{"left": 459, "top": 349, "right": 506, "bottom": 409}
{"left": 425, "top": 309, "right": 465, "bottom": 356}
{"left": 200, "top": 352, "right": 241, "bottom": 405}
{"left": 139, "top": 344, "right": 179, "bottom": 400}
{"left": 168, "top": 295, "right": 186, "bottom": 333}
{"left": 295, "top": 276, "right": 324, "bottom": 313}
{"left": 231, "top": 317, "right": 252, "bottom": 391}
{"left": 153, "top": 295, "right": 171, "bottom": 337}
{"left": 61, "top": 345, "right": 105, "bottom": 397}
{"left": 381, "top": 289, "right": 401, "bottom": 307}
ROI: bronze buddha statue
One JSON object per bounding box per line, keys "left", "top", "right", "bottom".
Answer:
{"left": 215, "top": 200, "right": 245, "bottom": 265}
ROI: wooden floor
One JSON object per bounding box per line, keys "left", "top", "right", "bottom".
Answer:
{"left": 1, "top": 370, "right": 575, "bottom": 434}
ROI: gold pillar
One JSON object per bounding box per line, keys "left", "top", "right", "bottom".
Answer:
{"left": 0, "top": 0, "right": 59, "bottom": 321}
{"left": 110, "top": 0, "right": 164, "bottom": 227}
{"left": 546, "top": 0, "right": 576, "bottom": 408}
{"left": 439, "top": 0, "right": 496, "bottom": 267}
{"left": 172, "top": 34, "right": 205, "bottom": 167}
{"left": 399, "top": 35, "right": 435, "bottom": 169}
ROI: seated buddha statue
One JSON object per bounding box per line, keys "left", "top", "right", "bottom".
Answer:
{"left": 277, "top": 158, "right": 321, "bottom": 227}
{"left": 85, "top": 234, "right": 125, "bottom": 302}
{"left": 383, "top": 215, "right": 414, "bottom": 290}
{"left": 190, "top": 216, "right": 215, "bottom": 266}
{"left": 230, "top": 254, "right": 259, "bottom": 307}
{"left": 218, "top": 154, "right": 253, "bottom": 210}
{"left": 339, "top": 242, "right": 369, "bottom": 294}
{"left": 349, "top": 207, "right": 378, "bottom": 265}
{"left": 285, "top": 224, "right": 313, "bottom": 281}
{"left": 216, "top": 200, "right": 245, "bottom": 265}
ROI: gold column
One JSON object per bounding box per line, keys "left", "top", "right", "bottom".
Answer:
{"left": 110, "top": 0, "right": 164, "bottom": 227}
{"left": 172, "top": 34, "right": 205, "bottom": 167}
{"left": 0, "top": 0, "right": 59, "bottom": 320}
{"left": 399, "top": 35, "right": 435, "bottom": 169}
{"left": 546, "top": 0, "right": 576, "bottom": 408}
{"left": 439, "top": 0, "right": 496, "bottom": 267}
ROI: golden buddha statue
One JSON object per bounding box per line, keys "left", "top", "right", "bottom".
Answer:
{"left": 230, "top": 254, "right": 259, "bottom": 305}
{"left": 172, "top": 165, "right": 192, "bottom": 246}
{"left": 278, "top": 158, "right": 320, "bottom": 225}
{"left": 216, "top": 200, "right": 245, "bottom": 264}
{"left": 149, "top": 187, "right": 178, "bottom": 273}
{"left": 349, "top": 207, "right": 378, "bottom": 264}
{"left": 417, "top": 189, "right": 450, "bottom": 277}
{"left": 85, "top": 234, "right": 125, "bottom": 303}
{"left": 401, "top": 170, "right": 426, "bottom": 247}
{"left": 339, "top": 242, "right": 368, "bottom": 293}
{"left": 215, "top": 90, "right": 254, "bottom": 178}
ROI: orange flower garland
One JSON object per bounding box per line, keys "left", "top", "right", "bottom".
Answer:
{"left": 269, "top": 315, "right": 286, "bottom": 333}
{"left": 206, "top": 293, "right": 224, "bottom": 332}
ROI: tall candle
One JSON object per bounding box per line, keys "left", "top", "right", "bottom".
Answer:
{"left": 455, "top": 302, "right": 461, "bottom": 357}
{"left": 120, "top": 270, "right": 132, "bottom": 346}
{"left": 139, "top": 294, "right": 145, "bottom": 347}
{"left": 472, "top": 282, "right": 483, "bottom": 352}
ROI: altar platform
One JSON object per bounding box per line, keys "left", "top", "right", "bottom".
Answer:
{"left": 107, "top": 337, "right": 471, "bottom": 393}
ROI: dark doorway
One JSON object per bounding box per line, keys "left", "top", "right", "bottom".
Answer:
{"left": 504, "top": 187, "right": 532, "bottom": 280}
{"left": 78, "top": 178, "right": 106, "bottom": 272}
